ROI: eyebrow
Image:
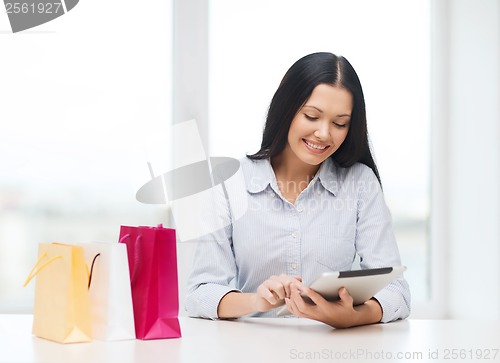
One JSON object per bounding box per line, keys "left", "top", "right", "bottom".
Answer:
{"left": 303, "top": 105, "right": 351, "bottom": 118}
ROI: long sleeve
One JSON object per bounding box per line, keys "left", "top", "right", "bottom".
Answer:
{"left": 353, "top": 165, "right": 411, "bottom": 322}
{"left": 185, "top": 226, "right": 240, "bottom": 319}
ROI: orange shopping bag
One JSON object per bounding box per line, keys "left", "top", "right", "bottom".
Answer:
{"left": 23, "top": 243, "right": 92, "bottom": 343}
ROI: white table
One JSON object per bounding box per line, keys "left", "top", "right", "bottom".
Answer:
{"left": 0, "top": 315, "right": 499, "bottom": 363}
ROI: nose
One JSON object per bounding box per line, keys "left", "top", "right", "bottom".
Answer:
{"left": 313, "top": 121, "right": 329, "bottom": 140}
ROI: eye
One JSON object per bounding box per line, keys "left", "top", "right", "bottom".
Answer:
{"left": 304, "top": 114, "right": 318, "bottom": 121}
{"left": 333, "top": 122, "right": 348, "bottom": 128}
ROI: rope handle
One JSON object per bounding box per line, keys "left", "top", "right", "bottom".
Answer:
{"left": 23, "top": 253, "right": 62, "bottom": 287}
{"left": 119, "top": 233, "right": 142, "bottom": 286}
{"left": 87, "top": 253, "right": 101, "bottom": 289}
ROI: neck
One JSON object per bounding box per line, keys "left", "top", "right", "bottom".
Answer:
{"left": 271, "top": 149, "right": 320, "bottom": 204}
{"left": 271, "top": 147, "right": 321, "bottom": 181}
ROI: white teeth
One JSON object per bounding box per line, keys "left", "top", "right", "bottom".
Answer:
{"left": 304, "top": 140, "right": 327, "bottom": 150}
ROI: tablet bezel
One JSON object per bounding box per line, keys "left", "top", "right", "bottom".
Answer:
{"left": 276, "top": 266, "right": 406, "bottom": 316}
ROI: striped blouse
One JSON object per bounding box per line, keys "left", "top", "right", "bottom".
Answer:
{"left": 185, "top": 157, "right": 411, "bottom": 323}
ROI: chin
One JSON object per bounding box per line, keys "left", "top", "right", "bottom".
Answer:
{"left": 299, "top": 154, "right": 330, "bottom": 166}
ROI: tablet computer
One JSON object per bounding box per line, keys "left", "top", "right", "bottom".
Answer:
{"left": 276, "top": 266, "right": 406, "bottom": 316}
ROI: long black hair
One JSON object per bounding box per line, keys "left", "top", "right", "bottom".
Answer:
{"left": 247, "top": 52, "right": 381, "bottom": 184}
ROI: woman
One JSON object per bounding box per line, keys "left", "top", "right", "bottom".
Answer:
{"left": 186, "top": 52, "right": 410, "bottom": 328}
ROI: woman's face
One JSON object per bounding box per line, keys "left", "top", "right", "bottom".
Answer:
{"left": 284, "top": 84, "right": 353, "bottom": 167}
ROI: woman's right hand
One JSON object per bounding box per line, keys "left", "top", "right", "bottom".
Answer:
{"left": 254, "top": 274, "right": 302, "bottom": 312}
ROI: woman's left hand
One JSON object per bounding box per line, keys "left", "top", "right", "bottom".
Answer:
{"left": 284, "top": 281, "right": 380, "bottom": 329}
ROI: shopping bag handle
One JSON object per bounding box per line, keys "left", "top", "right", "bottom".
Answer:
{"left": 119, "top": 234, "right": 142, "bottom": 286}
{"left": 23, "top": 253, "right": 62, "bottom": 287}
{"left": 87, "top": 253, "right": 101, "bottom": 289}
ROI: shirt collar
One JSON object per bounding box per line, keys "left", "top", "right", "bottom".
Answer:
{"left": 245, "top": 158, "right": 276, "bottom": 194}
{"left": 245, "top": 157, "right": 339, "bottom": 196}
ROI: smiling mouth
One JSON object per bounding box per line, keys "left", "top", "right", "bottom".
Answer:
{"left": 303, "top": 139, "right": 330, "bottom": 153}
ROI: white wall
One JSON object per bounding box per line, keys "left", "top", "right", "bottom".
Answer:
{"left": 434, "top": 0, "right": 500, "bottom": 319}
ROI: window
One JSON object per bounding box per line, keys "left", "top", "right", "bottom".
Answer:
{"left": 0, "top": 0, "right": 172, "bottom": 312}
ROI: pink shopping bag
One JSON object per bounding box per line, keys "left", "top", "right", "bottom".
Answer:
{"left": 119, "top": 224, "right": 181, "bottom": 339}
